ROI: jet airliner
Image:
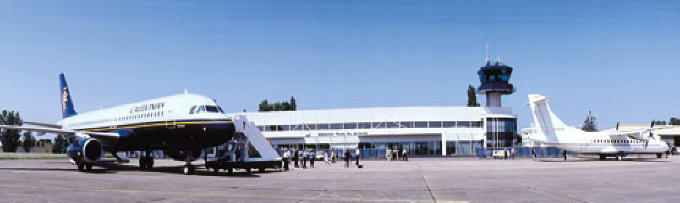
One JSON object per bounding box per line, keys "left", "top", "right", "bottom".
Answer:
{"left": 0, "top": 74, "right": 236, "bottom": 174}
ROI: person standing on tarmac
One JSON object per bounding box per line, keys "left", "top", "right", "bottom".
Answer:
{"left": 309, "top": 150, "right": 315, "bottom": 168}
{"left": 344, "top": 149, "right": 351, "bottom": 168}
{"left": 331, "top": 150, "right": 336, "bottom": 163}
{"left": 303, "top": 150, "right": 309, "bottom": 169}
{"left": 293, "top": 149, "right": 299, "bottom": 168}
{"left": 298, "top": 149, "right": 304, "bottom": 168}
{"left": 355, "top": 148, "right": 360, "bottom": 166}
{"left": 402, "top": 148, "right": 408, "bottom": 161}
{"left": 282, "top": 148, "right": 290, "bottom": 171}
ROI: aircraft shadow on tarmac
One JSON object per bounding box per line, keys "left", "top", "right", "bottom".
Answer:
{"left": 0, "top": 160, "right": 266, "bottom": 177}
{"left": 0, "top": 167, "right": 116, "bottom": 174}
{"left": 93, "top": 161, "right": 263, "bottom": 178}
{"left": 534, "top": 157, "right": 672, "bottom": 162}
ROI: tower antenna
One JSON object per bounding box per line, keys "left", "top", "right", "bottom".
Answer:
{"left": 484, "top": 42, "right": 489, "bottom": 63}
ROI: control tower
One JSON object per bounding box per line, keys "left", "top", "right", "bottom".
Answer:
{"left": 477, "top": 60, "right": 515, "bottom": 107}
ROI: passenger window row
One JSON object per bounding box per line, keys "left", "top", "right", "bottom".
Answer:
{"left": 72, "top": 111, "right": 165, "bottom": 126}
{"left": 594, "top": 139, "right": 641, "bottom": 144}
{"left": 114, "top": 111, "right": 165, "bottom": 122}
{"left": 256, "top": 121, "right": 484, "bottom": 132}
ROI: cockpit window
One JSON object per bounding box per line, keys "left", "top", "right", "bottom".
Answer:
{"left": 205, "top": 105, "right": 219, "bottom": 113}
{"left": 191, "top": 105, "right": 224, "bottom": 114}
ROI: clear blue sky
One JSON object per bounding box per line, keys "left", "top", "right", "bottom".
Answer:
{"left": 1, "top": 0, "right": 679, "bottom": 130}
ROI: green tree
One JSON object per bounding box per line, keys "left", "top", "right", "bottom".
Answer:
{"left": 582, "top": 111, "right": 598, "bottom": 132}
{"left": 258, "top": 97, "right": 297, "bottom": 112}
{"left": 281, "top": 101, "right": 291, "bottom": 111}
{"left": 258, "top": 100, "right": 272, "bottom": 112}
{"left": 52, "top": 134, "right": 67, "bottom": 154}
{"left": 0, "top": 110, "right": 22, "bottom": 152}
{"left": 653, "top": 120, "right": 667, "bottom": 125}
{"left": 670, "top": 117, "right": 679, "bottom": 125}
{"left": 467, "top": 85, "right": 480, "bottom": 107}
{"left": 290, "top": 96, "right": 297, "bottom": 111}
{"left": 22, "top": 131, "right": 35, "bottom": 153}
{"left": 271, "top": 102, "right": 283, "bottom": 111}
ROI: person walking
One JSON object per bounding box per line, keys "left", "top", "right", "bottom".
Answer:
{"left": 402, "top": 148, "right": 408, "bottom": 161}
{"left": 293, "top": 149, "right": 299, "bottom": 168}
{"left": 309, "top": 150, "right": 315, "bottom": 168}
{"left": 323, "top": 151, "right": 330, "bottom": 165}
{"left": 282, "top": 148, "right": 290, "bottom": 171}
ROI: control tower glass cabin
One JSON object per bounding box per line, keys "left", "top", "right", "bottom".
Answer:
{"left": 477, "top": 60, "right": 515, "bottom": 107}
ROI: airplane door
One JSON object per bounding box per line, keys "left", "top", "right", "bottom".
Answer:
{"left": 165, "top": 109, "right": 176, "bottom": 129}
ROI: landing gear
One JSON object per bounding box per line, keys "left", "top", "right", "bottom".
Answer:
{"left": 77, "top": 160, "right": 85, "bottom": 172}
{"left": 599, "top": 154, "right": 606, "bottom": 160}
{"left": 139, "top": 151, "right": 155, "bottom": 170}
{"left": 85, "top": 163, "right": 93, "bottom": 172}
{"left": 656, "top": 153, "right": 663, "bottom": 158}
{"left": 183, "top": 150, "right": 195, "bottom": 175}
{"left": 183, "top": 164, "right": 195, "bottom": 175}
{"left": 76, "top": 160, "right": 92, "bottom": 172}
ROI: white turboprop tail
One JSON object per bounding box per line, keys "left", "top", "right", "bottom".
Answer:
{"left": 528, "top": 94, "right": 578, "bottom": 143}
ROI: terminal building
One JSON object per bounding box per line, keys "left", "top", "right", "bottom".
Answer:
{"left": 243, "top": 60, "right": 518, "bottom": 157}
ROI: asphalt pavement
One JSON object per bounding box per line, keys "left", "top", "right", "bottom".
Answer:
{"left": 0, "top": 155, "right": 679, "bottom": 202}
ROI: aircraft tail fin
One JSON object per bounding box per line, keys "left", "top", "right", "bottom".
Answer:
{"left": 60, "top": 73, "right": 77, "bottom": 118}
{"left": 528, "top": 94, "right": 575, "bottom": 141}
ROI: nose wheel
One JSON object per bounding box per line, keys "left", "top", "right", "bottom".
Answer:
{"left": 139, "top": 151, "right": 155, "bottom": 170}
{"left": 183, "top": 164, "right": 195, "bottom": 175}
{"left": 183, "top": 150, "right": 196, "bottom": 175}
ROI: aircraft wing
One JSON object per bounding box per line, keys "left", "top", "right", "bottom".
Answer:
{"left": 23, "top": 121, "right": 62, "bottom": 129}
{"left": 609, "top": 130, "right": 645, "bottom": 136}
{"left": 0, "top": 125, "right": 119, "bottom": 143}
{"left": 0, "top": 125, "right": 74, "bottom": 134}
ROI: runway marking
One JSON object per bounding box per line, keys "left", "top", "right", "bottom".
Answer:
{"left": 0, "top": 184, "right": 458, "bottom": 202}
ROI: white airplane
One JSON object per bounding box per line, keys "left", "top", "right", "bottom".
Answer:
{"left": 525, "top": 94, "right": 671, "bottom": 161}
{"left": 0, "top": 73, "right": 236, "bottom": 174}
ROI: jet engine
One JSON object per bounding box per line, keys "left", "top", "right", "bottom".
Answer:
{"left": 81, "top": 139, "right": 103, "bottom": 162}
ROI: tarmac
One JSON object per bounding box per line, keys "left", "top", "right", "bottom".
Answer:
{"left": 0, "top": 155, "right": 679, "bottom": 202}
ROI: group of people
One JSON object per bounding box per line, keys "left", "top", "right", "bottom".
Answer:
{"left": 386, "top": 147, "right": 408, "bottom": 161}
{"left": 280, "top": 148, "right": 362, "bottom": 170}
{"left": 282, "top": 148, "right": 321, "bottom": 170}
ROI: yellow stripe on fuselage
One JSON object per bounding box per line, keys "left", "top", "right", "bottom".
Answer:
{"left": 80, "top": 121, "right": 234, "bottom": 132}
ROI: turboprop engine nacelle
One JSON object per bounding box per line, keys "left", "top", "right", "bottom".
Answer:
{"left": 628, "top": 131, "right": 651, "bottom": 141}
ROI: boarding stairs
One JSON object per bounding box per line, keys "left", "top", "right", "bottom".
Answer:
{"left": 231, "top": 114, "right": 280, "bottom": 162}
